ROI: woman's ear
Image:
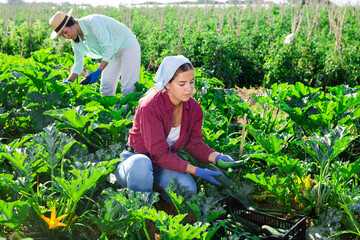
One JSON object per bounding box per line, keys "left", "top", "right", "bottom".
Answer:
{"left": 165, "top": 83, "right": 170, "bottom": 90}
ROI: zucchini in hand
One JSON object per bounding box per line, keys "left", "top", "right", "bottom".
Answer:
{"left": 80, "top": 76, "right": 91, "bottom": 85}
{"left": 217, "top": 159, "right": 245, "bottom": 169}
{"left": 207, "top": 164, "right": 252, "bottom": 209}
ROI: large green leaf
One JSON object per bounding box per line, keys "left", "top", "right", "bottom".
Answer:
{"left": 93, "top": 188, "right": 158, "bottom": 237}
{"left": 0, "top": 174, "right": 36, "bottom": 196}
{"left": 93, "top": 96, "right": 120, "bottom": 109}
{"left": 245, "top": 172, "right": 291, "bottom": 212}
{"left": 55, "top": 160, "right": 117, "bottom": 203}
{"left": 45, "top": 106, "right": 95, "bottom": 130}
{"left": 298, "top": 126, "right": 358, "bottom": 171}
{"left": 95, "top": 119, "right": 132, "bottom": 142}
{"left": 306, "top": 207, "right": 342, "bottom": 240}
{"left": 153, "top": 212, "right": 209, "bottom": 239}
{"left": 0, "top": 135, "right": 32, "bottom": 169}
{"left": 0, "top": 199, "right": 30, "bottom": 230}
{"left": 30, "top": 48, "right": 55, "bottom": 65}
{"left": 0, "top": 147, "right": 29, "bottom": 175}
{"left": 262, "top": 154, "right": 305, "bottom": 176}
{"left": 247, "top": 125, "right": 290, "bottom": 154}
{"left": 332, "top": 158, "right": 360, "bottom": 187}
{"left": 186, "top": 193, "right": 226, "bottom": 223}
{"left": 0, "top": 113, "right": 8, "bottom": 128}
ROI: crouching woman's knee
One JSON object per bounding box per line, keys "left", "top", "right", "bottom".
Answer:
{"left": 180, "top": 173, "right": 197, "bottom": 196}
{"left": 115, "top": 154, "right": 154, "bottom": 192}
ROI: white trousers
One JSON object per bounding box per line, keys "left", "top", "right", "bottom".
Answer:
{"left": 100, "top": 40, "right": 141, "bottom": 96}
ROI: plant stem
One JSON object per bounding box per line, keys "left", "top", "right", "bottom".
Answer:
{"left": 59, "top": 127, "right": 100, "bottom": 149}
{"left": 142, "top": 222, "right": 151, "bottom": 240}
{"left": 240, "top": 113, "right": 247, "bottom": 156}
{"left": 83, "top": 185, "right": 97, "bottom": 212}
{"left": 238, "top": 114, "right": 247, "bottom": 180}
{"left": 51, "top": 166, "right": 54, "bottom": 192}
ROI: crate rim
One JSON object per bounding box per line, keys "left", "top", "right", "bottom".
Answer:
{"left": 217, "top": 196, "right": 307, "bottom": 240}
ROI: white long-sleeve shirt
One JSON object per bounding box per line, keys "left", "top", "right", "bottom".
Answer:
{"left": 71, "top": 14, "right": 137, "bottom": 76}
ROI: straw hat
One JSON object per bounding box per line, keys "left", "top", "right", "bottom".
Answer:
{"left": 49, "top": 9, "right": 73, "bottom": 39}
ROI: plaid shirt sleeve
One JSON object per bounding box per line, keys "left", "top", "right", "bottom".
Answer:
{"left": 139, "top": 104, "right": 190, "bottom": 173}
{"left": 184, "top": 101, "right": 215, "bottom": 163}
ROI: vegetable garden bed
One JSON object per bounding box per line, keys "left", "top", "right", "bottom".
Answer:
{"left": 0, "top": 49, "right": 359, "bottom": 239}
{"left": 215, "top": 196, "right": 307, "bottom": 239}
{"left": 0, "top": 2, "right": 360, "bottom": 239}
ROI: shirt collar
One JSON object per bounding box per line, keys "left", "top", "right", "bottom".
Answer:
{"left": 161, "top": 89, "right": 190, "bottom": 111}
{"left": 77, "top": 19, "right": 89, "bottom": 36}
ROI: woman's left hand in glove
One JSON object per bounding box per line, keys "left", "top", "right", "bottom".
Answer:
{"left": 216, "top": 154, "right": 234, "bottom": 164}
{"left": 81, "top": 68, "right": 102, "bottom": 85}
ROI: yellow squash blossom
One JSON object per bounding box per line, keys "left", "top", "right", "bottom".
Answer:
{"left": 41, "top": 207, "right": 68, "bottom": 229}
{"left": 305, "top": 174, "right": 311, "bottom": 190}
{"left": 296, "top": 174, "right": 312, "bottom": 191}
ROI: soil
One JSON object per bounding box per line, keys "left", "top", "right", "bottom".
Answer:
{"left": 235, "top": 86, "right": 264, "bottom": 104}
{"left": 234, "top": 87, "right": 265, "bottom": 125}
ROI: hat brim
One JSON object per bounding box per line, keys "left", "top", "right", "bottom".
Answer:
{"left": 50, "top": 8, "right": 73, "bottom": 39}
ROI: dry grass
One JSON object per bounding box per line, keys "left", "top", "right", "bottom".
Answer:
{"left": 235, "top": 86, "right": 264, "bottom": 104}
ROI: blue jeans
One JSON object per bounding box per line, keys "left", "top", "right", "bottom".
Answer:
{"left": 114, "top": 150, "right": 197, "bottom": 202}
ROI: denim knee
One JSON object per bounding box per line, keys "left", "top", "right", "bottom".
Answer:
{"left": 154, "top": 167, "right": 197, "bottom": 201}
{"left": 115, "top": 154, "right": 154, "bottom": 193}
{"left": 182, "top": 178, "right": 197, "bottom": 196}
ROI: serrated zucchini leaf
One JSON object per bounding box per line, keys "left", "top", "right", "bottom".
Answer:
{"left": 0, "top": 199, "right": 30, "bottom": 230}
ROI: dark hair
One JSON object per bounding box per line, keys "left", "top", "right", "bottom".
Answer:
{"left": 169, "top": 63, "right": 194, "bottom": 83}
{"left": 66, "top": 16, "right": 76, "bottom": 27}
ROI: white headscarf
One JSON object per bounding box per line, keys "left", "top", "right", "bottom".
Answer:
{"left": 153, "top": 55, "right": 192, "bottom": 90}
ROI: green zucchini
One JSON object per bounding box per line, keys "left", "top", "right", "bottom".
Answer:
{"left": 225, "top": 220, "right": 248, "bottom": 233}
{"left": 208, "top": 164, "right": 236, "bottom": 187}
{"left": 232, "top": 214, "right": 262, "bottom": 235}
{"left": 261, "top": 225, "right": 287, "bottom": 236}
{"left": 80, "top": 76, "right": 90, "bottom": 85}
{"left": 207, "top": 164, "right": 252, "bottom": 209}
{"left": 217, "top": 159, "right": 244, "bottom": 169}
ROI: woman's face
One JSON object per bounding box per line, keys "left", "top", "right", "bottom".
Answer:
{"left": 59, "top": 25, "right": 77, "bottom": 41}
{"left": 165, "top": 69, "right": 195, "bottom": 105}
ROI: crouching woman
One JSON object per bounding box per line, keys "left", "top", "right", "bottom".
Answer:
{"left": 114, "top": 55, "right": 234, "bottom": 201}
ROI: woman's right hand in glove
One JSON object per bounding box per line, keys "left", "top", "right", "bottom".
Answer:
{"left": 194, "top": 167, "right": 222, "bottom": 185}
{"left": 62, "top": 79, "right": 72, "bottom": 84}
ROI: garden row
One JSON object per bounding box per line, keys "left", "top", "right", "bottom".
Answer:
{"left": 0, "top": 2, "right": 360, "bottom": 88}
{"left": 0, "top": 49, "right": 359, "bottom": 239}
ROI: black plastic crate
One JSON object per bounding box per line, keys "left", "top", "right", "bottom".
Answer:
{"left": 214, "top": 196, "right": 307, "bottom": 240}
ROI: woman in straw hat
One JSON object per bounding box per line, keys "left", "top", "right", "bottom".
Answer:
{"left": 114, "top": 55, "right": 234, "bottom": 201}
{"left": 49, "top": 9, "right": 141, "bottom": 96}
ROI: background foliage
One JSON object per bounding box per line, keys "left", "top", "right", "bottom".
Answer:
{"left": 0, "top": 1, "right": 360, "bottom": 239}
{"left": 0, "top": 1, "right": 359, "bottom": 88}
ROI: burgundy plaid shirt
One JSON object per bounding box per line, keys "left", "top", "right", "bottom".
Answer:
{"left": 128, "top": 89, "right": 215, "bottom": 173}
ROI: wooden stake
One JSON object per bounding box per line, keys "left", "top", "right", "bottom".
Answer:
{"left": 240, "top": 113, "right": 247, "bottom": 156}
{"left": 238, "top": 113, "right": 247, "bottom": 180}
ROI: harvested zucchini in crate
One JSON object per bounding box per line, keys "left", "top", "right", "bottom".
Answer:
{"left": 261, "top": 225, "right": 288, "bottom": 237}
